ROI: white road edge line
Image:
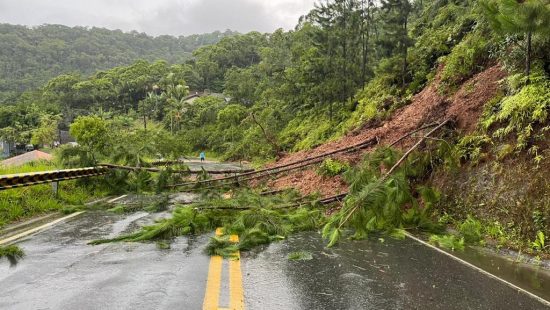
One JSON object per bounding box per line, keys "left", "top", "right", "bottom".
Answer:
{"left": 404, "top": 232, "right": 550, "bottom": 307}
{"left": 0, "top": 211, "right": 86, "bottom": 245}
{"left": 107, "top": 194, "right": 128, "bottom": 204}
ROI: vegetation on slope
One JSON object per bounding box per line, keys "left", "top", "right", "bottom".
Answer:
{"left": 0, "top": 24, "right": 236, "bottom": 102}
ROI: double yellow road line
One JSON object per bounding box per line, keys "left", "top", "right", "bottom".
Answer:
{"left": 203, "top": 228, "right": 245, "bottom": 310}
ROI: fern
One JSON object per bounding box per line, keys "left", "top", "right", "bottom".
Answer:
{"left": 324, "top": 147, "right": 445, "bottom": 247}
{"left": 459, "top": 215, "right": 483, "bottom": 244}
{"left": 482, "top": 75, "right": 550, "bottom": 154}
{"left": 317, "top": 158, "right": 350, "bottom": 177}
{"left": 429, "top": 235, "right": 465, "bottom": 251}
{"left": 531, "top": 231, "right": 548, "bottom": 252}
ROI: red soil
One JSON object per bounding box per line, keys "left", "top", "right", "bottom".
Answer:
{"left": 267, "top": 65, "right": 506, "bottom": 197}
{"left": 1, "top": 150, "right": 53, "bottom": 167}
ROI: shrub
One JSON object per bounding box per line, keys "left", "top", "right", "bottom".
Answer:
{"left": 459, "top": 215, "right": 483, "bottom": 244}
{"left": 454, "top": 135, "right": 492, "bottom": 163}
{"left": 317, "top": 158, "right": 350, "bottom": 177}
{"left": 340, "top": 77, "right": 398, "bottom": 135}
{"left": 482, "top": 74, "right": 550, "bottom": 151}
{"left": 439, "top": 31, "right": 490, "bottom": 91}
{"left": 429, "top": 234, "right": 465, "bottom": 251}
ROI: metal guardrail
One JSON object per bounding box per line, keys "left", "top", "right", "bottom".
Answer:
{"left": 0, "top": 167, "right": 109, "bottom": 191}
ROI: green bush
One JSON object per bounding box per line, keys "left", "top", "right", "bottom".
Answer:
{"left": 317, "top": 158, "right": 350, "bottom": 177}
{"left": 340, "top": 76, "right": 397, "bottom": 135}
{"left": 459, "top": 215, "right": 483, "bottom": 244}
{"left": 482, "top": 74, "right": 550, "bottom": 151}
{"left": 429, "top": 234, "right": 465, "bottom": 251}
{"left": 408, "top": 2, "right": 477, "bottom": 94}
{"left": 279, "top": 111, "right": 343, "bottom": 152}
{"left": 454, "top": 135, "right": 492, "bottom": 163}
{"left": 439, "top": 31, "right": 490, "bottom": 91}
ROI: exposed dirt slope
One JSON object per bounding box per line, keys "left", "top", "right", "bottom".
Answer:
{"left": 1, "top": 150, "right": 53, "bottom": 167}
{"left": 268, "top": 65, "right": 506, "bottom": 197}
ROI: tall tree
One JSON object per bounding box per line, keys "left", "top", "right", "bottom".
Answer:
{"left": 480, "top": 0, "right": 550, "bottom": 81}
{"left": 379, "top": 0, "right": 413, "bottom": 88}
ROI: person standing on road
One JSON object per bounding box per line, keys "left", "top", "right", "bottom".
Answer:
{"left": 199, "top": 151, "right": 206, "bottom": 162}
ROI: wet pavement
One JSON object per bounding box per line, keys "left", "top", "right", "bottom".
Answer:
{"left": 179, "top": 160, "right": 249, "bottom": 172}
{"left": 243, "top": 233, "right": 550, "bottom": 310}
{"left": 1, "top": 210, "right": 549, "bottom": 310}
{"left": 0, "top": 211, "right": 211, "bottom": 310}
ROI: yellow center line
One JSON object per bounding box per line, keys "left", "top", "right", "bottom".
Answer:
{"left": 203, "top": 228, "right": 224, "bottom": 310}
{"left": 203, "top": 228, "right": 245, "bottom": 310}
{"left": 203, "top": 255, "right": 223, "bottom": 310}
{"left": 229, "top": 235, "right": 244, "bottom": 310}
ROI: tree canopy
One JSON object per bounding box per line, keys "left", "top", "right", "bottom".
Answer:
{"left": 0, "top": 24, "right": 237, "bottom": 103}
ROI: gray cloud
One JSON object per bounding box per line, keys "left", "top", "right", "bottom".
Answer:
{"left": 0, "top": 0, "right": 317, "bottom": 36}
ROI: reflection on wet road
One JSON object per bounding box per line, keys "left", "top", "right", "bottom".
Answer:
{"left": 1, "top": 210, "right": 549, "bottom": 310}
{"left": 181, "top": 160, "right": 248, "bottom": 172}
{"left": 243, "top": 233, "right": 550, "bottom": 310}
{"left": 0, "top": 211, "right": 210, "bottom": 310}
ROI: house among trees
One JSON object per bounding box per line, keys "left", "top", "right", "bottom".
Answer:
{"left": 0, "top": 140, "right": 15, "bottom": 158}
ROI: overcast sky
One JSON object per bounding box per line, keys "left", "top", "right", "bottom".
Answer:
{"left": 0, "top": 0, "right": 317, "bottom": 36}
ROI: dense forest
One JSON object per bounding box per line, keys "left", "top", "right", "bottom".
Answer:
{"left": 0, "top": 23, "right": 236, "bottom": 102}
{"left": 1, "top": 0, "right": 549, "bottom": 256}
{"left": 3, "top": 0, "right": 548, "bottom": 161}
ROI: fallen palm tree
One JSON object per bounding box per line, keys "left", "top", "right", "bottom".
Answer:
{"left": 90, "top": 120, "right": 453, "bottom": 254}
{"left": 100, "top": 163, "right": 254, "bottom": 175}
{"left": 89, "top": 189, "right": 326, "bottom": 256}
{"left": 0, "top": 245, "right": 25, "bottom": 267}
{"left": 322, "top": 119, "right": 452, "bottom": 246}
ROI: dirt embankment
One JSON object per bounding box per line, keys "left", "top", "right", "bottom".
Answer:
{"left": 432, "top": 152, "right": 550, "bottom": 241}
{"left": 267, "top": 65, "right": 506, "bottom": 197}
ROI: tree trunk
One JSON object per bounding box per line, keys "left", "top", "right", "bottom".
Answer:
{"left": 526, "top": 30, "right": 532, "bottom": 84}
{"left": 170, "top": 114, "right": 173, "bottom": 134}
{"left": 402, "top": 17, "right": 408, "bottom": 89}
{"left": 250, "top": 113, "right": 281, "bottom": 155}
{"left": 361, "top": 0, "right": 371, "bottom": 88}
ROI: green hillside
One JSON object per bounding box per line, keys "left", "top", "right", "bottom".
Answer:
{"left": 0, "top": 23, "right": 236, "bottom": 102}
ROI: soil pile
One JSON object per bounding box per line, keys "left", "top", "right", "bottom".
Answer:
{"left": 268, "top": 65, "right": 506, "bottom": 197}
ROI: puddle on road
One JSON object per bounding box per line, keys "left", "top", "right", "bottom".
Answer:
{"left": 107, "top": 211, "right": 149, "bottom": 238}
{"left": 453, "top": 245, "right": 550, "bottom": 301}
{"left": 242, "top": 232, "right": 550, "bottom": 309}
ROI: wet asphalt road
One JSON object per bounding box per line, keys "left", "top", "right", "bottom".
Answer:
{"left": 0, "top": 211, "right": 210, "bottom": 310}
{"left": 243, "top": 233, "right": 549, "bottom": 310}
{"left": 1, "top": 210, "right": 549, "bottom": 310}
{"left": 179, "top": 160, "right": 248, "bottom": 172}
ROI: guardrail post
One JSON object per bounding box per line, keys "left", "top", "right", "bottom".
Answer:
{"left": 51, "top": 181, "right": 59, "bottom": 197}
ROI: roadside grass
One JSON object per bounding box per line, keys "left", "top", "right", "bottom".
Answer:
{"left": 429, "top": 235, "right": 465, "bottom": 251}
{"left": 0, "top": 162, "right": 108, "bottom": 229}
{"left": 0, "top": 160, "right": 57, "bottom": 175}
